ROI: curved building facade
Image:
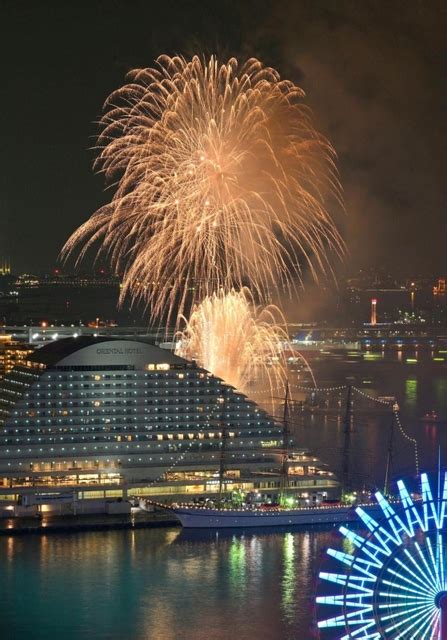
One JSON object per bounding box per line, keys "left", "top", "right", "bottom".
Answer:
{"left": 0, "top": 337, "right": 337, "bottom": 502}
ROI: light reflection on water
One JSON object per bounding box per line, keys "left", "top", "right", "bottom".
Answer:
{"left": 0, "top": 526, "right": 343, "bottom": 640}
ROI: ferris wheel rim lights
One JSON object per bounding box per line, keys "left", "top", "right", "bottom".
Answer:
{"left": 317, "top": 471, "right": 447, "bottom": 639}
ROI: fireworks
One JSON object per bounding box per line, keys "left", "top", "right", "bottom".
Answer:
{"left": 175, "top": 287, "right": 292, "bottom": 396}
{"left": 62, "top": 55, "right": 342, "bottom": 324}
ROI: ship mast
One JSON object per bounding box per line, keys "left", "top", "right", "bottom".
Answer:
{"left": 341, "top": 385, "right": 353, "bottom": 499}
{"left": 383, "top": 409, "right": 395, "bottom": 496}
{"left": 218, "top": 396, "right": 227, "bottom": 502}
{"left": 279, "top": 381, "right": 290, "bottom": 503}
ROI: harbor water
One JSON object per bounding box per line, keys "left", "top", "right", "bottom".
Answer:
{"left": 2, "top": 351, "right": 447, "bottom": 640}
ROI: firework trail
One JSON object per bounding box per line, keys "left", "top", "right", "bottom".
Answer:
{"left": 175, "top": 287, "right": 314, "bottom": 398}
{"left": 62, "top": 55, "right": 343, "bottom": 324}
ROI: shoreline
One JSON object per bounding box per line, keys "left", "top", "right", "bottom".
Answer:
{"left": 0, "top": 511, "right": 179, "bottom": 536}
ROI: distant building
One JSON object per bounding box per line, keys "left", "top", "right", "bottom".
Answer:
{"left": 0, "top": 258, "right": 11, "bottom": 276}
{"left": 433, "top": 278, "right": 446, "bottom": 296}
{"left": 0, "top": 337, "right": 337, "bottom": 503}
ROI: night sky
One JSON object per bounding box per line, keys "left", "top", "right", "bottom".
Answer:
{"left": 2, "top": 0, "right": 446, "bottom": 275}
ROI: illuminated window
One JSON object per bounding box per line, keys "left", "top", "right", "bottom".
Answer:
{"left": 156, "top": 363, "right": 170, "bottom": 371}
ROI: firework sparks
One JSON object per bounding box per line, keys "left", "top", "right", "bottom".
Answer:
{"left": 62, "top": 55, "right": 343, "bottom": 323}
{"left": 175, "top": 287, "right": 307, "bottom": 398}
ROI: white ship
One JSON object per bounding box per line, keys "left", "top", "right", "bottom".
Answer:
{"left": 163, "top": 502, "right": 380, "bottom": 528}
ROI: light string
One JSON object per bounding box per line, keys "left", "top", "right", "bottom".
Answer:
{"left": 260, "top": 381, "right": 420, "bottom": 477}
{"left": 142, "top": 379, "right": 419, "bottom": 494}
{"left": 143, "top": 390, "right": 281, "bottom": 489}
{"left": 352, "top": 386, "right": 419, "bottom": 476}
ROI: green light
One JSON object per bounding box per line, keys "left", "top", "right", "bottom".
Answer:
{"left": 229, "top": 538, "right": 246, "bottom": 591}
{"left": 405, "top": 378, "right": 417, "bottom": 410}
{"left": 282, "top": 533, "right": 296, "bottom": 617}
{"left": 406, "top": 358, "right": 417, "bottom": 364}
{"left": 433, "top": 357, "right": 445, "bottom": 362}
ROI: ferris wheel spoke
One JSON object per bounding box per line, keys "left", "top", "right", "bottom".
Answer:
{"left": 414, "top": 541, "right": 442, "bottom": 592}
{"left": 425, "top": 537, "right": 443, "bottom": 592}
{"left": 415, "top": 607, "right": 441, "bottom": 640}
{"left": 382, "top": 578, "right": 435, "bottom": 599}
{"left": 381, "top": 600, "right": 432, "bottom": 624}
{"left": 378, "top": 596, "right": 435, "bottom": 610}
{"left": 401, "top": 546, "right": 440, "bottom": 595}
{"left": 398, "top": 605, "right": 439, "bottom": 639}
{"left": 436, "top": 533, "right": 445, "bottom": 590}
{"left": 384, "top": 601, "right": 436, "bottom": 635}
{"left": 388, "top": 560, "right": 437, "bottom": 597}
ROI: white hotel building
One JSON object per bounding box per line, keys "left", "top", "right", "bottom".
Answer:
{"left": 0, "top": 337, "right": 338, "bottom": 504}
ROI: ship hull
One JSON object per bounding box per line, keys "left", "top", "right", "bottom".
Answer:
{"left": 170, "top": 505, "right": 376, "bottom": 529}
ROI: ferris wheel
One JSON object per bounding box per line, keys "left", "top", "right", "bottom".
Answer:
{"left": 317, "top": 472, "right": 447, "bottom": 639}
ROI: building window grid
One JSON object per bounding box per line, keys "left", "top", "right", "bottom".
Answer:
{"left": 0, "top": 364, "right": 279, "bottom": 473}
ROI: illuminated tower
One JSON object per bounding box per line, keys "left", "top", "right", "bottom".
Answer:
{"left": 371, "top": 298, "right": 377, "bottom": 325}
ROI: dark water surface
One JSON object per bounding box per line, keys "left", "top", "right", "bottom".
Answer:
{"left": 2, "top": 352, "right": 447, "bottom": 640}
{"left": 288, "top": 349, "right": 447, "bottom": 488}
{"left": 1, "top": 526, "right": 340, "bottom": 640}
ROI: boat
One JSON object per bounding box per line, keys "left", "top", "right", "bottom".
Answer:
{"left": 152, "top": 383, "right": 382, "bottom": 529}
{"left": 420, "top": 410, "right": 447, "bottom": 424}
{"left": 158, "top": 501, "right": 381, "bottom": 529}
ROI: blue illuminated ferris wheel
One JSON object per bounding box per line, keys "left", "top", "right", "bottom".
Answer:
{"left": 317, "top": 472, "right": 447, "bottom": 639}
